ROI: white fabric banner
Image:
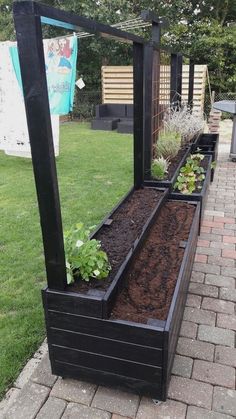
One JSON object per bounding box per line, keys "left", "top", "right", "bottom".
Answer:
{"left": 0, "top": 41, "right": 59, "bottom": 158}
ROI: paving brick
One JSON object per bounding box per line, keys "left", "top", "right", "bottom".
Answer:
{"left": 212, "top": 228, "right": 234, "bottom": 236}
{"left": 136, "top": 398, "right": 187, "bottom": 419}
{"left": 180, "top": 321, "right": 198, "bottom": 339}
{"left": 189, "top": 283, "right": 218, "bottom": 298}
{"left": 192, "top": 360, "right": 235, "bottom": 388}
{"left": 210, "top": 241, "right": 235, "bottom": 249}
{"left": 51, "top": 377, "right": 97, "bottom": 405}
{"left": 193, "top": 263, "right": 220, "bottom": 275}
{"left": 33, "top": 340, "right": 48, "bottom": 360}
{"left": 198, "top": 325, "right": 235, "bottom": 347}
{"left": 187, "top": 405, "right": 233, "bottom": 419}
{"left": 201, "top": 226, "right": 211, "bottom": 233}
{"left": 62, "top": 403, "right": 111, "bottom": 419}
{"left": 172, "top": 355, "right": 193, "bottom": 378}
{"left": 31, "top": 354, "right": 57, "bottom": 388}
{"left": 208, "top": 256, "right": 235, "bottom": 267}
{"left": 217, "top": 313, "right": 236, "bottom": 331}
{"left": 196, "top": 247, "right": 221, "bottom": 256}
{"left": 92, "top": 386, "right": 139, "bottom": 418}
{"left": 195, "top": 254, "right": 207, "bottom": 263}
{"left": 223, "top": 235, "right": 236, "bottom": 244}
{"left": 214, "top": 216, "right": 235, "bottom": 224}
{"left": 205, "top": 210, "right": 224, "bottom": 217}
{"left": 215, "top": 346, "right": 236, "bottom": 367}
{"left": 220, "top": 287, "right": 236, "bottom": 302}
{"left": 197, "top": 239, "right": 210, "bottom": 247}
{"left": 177, "top": 337, "right": 214, "bottom": 361}
{"left": 190, "top": 271, "right": 205, "bottom": 283}
{"left": 225, "top": 223, "right": 236, "bottom": 230}
{"left": 183, "top": 307, "right": 216, "bottom": 326}
{"left": 186, "top": 294, "right": 201, "bottom": 308}
{"left": 112, "top": 415, "right": 130, "bottom": 419}
{"left": 201, "top": 297, "right": 234, "bottom": 314}
{"left": 222, "top": 249, "right": 236, "bottom": 259}
{"left": 36, "top": 397, "right": 67, "bottom": 419}
{"left": 199, "top": 233, "right": 222, "bottom": 242}
{"left": 5, "top": 382, "right": 50, "bottom": 419}
{"left": 205, "top": 274, "right": 235, "bottom": 288}
{"left": 168, "top": 376, "right": 213, "bottom": 409}
{"left": 213, "top": 387, "right": 236, "bottom": 417}
{"left": 0, "top": 388, "right": 20, "bottom": 419}
{"left": 14, "top": 357, "right": 41, "bottom": 389}
{"left": 221, "top": 266, "right": 236, "bottom": 278}
{"left": 202, "top": 220, "right": 224, "bottom": 228}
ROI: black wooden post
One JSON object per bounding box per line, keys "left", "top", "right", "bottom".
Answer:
{"left": 188, "top": 59, "right": 194, "bottom": 109}
{"left": 133, "top": 42, "right": 144, "bottom": 188}
{"left": 13, "top": 5, "right": 67, "bottom": 290}
{"left": 143, "top": 44, "right": 153, "bottom": 178}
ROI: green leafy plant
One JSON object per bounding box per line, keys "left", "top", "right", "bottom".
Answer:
{"left": 64, "top": 223, "right": 111, "bottom": 284}
{"left": 174, "top": 153, "right": 206, "bottom": 195}
{"left": 155, "top": 130, "right": 181, "bottom": 160}
{"left": 151, "top": 157, "right": 169, "bottom": 180}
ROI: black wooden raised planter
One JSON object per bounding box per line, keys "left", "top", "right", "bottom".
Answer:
{"left": 144, "top": 145, "right": 191, "bottom": 190}
{"left": 43, "top": 186, "right": 168, "bottom": 319}
{"left": 170, "top": 155, "right": 212, "bottom": 230}
{"left": 191, "top": 133, "right": 219, "bottom": 181}
{"left": 42, "top": 200, "right": 200, "bottom": 400}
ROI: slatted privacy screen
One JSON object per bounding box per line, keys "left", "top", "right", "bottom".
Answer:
{"left": 102, "top": 64, "right": 207, "bottom": 113}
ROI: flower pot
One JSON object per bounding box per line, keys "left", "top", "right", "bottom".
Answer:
{"left": 42, "top": 199, "right": 200, "bottom": 400}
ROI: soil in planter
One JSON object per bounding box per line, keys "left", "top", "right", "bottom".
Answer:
{"left": 67, "top": 188, "right": 164, "bottom": 293}
{"left": 111, "top": 201, "right": 195, "bottom": 323}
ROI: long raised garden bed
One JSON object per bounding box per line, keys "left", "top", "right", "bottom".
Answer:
{"left": 170, "top": 155, "right": 212, "bottom": 231}
{"left": 43, "top": 187, "right": 168, "bottom": 319}
{"left": 43, "top": 199, "right": 200, "bottom": 400}
{"left": 191, "top": 133, "right": 219, "bottom": 182}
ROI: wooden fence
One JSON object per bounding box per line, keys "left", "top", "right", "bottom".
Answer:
{"left": 102, "top": 65, "right": 207, "bottom": 113}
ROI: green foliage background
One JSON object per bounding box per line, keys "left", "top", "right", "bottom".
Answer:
{"left": 0, "top": 1, "right": 235, "bottom": 92}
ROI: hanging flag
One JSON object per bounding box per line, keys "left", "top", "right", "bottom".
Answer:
{"left": 9, "top": 35, "right": 78, "bottom": 115}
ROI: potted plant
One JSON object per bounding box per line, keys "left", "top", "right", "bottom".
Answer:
{"left": 191, "top": 133, "right": 219, "bottom": 181}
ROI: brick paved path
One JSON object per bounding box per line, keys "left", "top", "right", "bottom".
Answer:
{"left": 1, "top": 129, "right": 236, "bottom": 418}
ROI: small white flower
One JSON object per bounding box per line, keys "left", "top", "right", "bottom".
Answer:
{"left": 93, "top": 269, "right": 100, "bottom": 276}
{"left": 76, "top": 240, "right": 84, "bottom": 248}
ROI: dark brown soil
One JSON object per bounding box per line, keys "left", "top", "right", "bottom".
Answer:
{"left": 67, "top": 188, "right": 164, "bottom": 294}
{"left": 166, "top": 147, "right": 189, "bottom": 180}
{"left": 111, "top": 201, "right": 195, "bottom": 324}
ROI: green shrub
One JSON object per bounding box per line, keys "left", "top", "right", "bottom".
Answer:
{"left": 151, "top": 157, "right": 169, "bottom": 180}
{"left": 155, "top": 131, "right": 181, "bottom": 160}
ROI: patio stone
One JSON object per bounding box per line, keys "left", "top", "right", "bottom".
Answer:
{"left": 189, "top": 283, "right": 218, "bottom": 298}
{"left": 183, "top": 307, "right": 216, "bottom": 326}
{"left": 36, "top": 397, "right": 67, "bottom": 419}
{"left": 213, "top": 387, "right": 236, "bottom": 417}
{"left": 5, "top": 382, "right": 50, "bottom": 419}
{"left": 201, "top": 297, "right": 234, "bottom": 314}
{"left": 0, "top": 388, "right": 20, "bottom": 419}
{"left": 217, "top": 313, "right": 236, "bottom": 330}
{"left": 51, "top": 377, "right": 97, "bottom": 405}
{"left": 205, "top": 274, "right": 235, "bottom": 288}
{"left": 187, "top": 406, "right": 234, "bottom": 419}
{"left": 172, "top": 355, "right": 193, "bottom": 378}
{"left": 136, "top": 398, "right": 187, "bottom": 419}
{"left": 62, "top": 402, "right": 111, "bottom": 419}
{"left": 31, "top": 353, "right": 57, "bottom": 387}
{"left": 180, "top": 321, "right": 198, "bottom": 339}
{"left": 220, "top": 287, "right": 236, "bottom": 302}
{"left": 177, "top": 337, "right": 214, "bottom": 361}
{"left": 92, "top": 386, "right": 140, "bottom": 418}
{"left": 192, "top": 360, "right": 235, "bottom": 388}
{"left": 190, "top": 271, "right": 205, "bottom": 283}
{"left": 198, "top": 325, "right": 235, "bottom": 347}
{"left": 215, "top": 346, "right": 236, "bottom": 367}
{"left": 168, "top": 376, "right": 213, "bottom": 409}
{"left": 186, "top": 294, "right": 201, "bottom": 308}
{"left": 14, "top": 358, "right": 41, "bottom": 389}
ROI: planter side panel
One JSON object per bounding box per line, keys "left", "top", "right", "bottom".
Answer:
{"left": 42, "top": 294, "right": 165, "bottom": 398}
{"left": 162, "top": 203, "right": 200, "bottom": 399}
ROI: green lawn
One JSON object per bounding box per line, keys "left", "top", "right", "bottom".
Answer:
{"left": 0, "top": 122, "right": 133, "bottom": 399}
